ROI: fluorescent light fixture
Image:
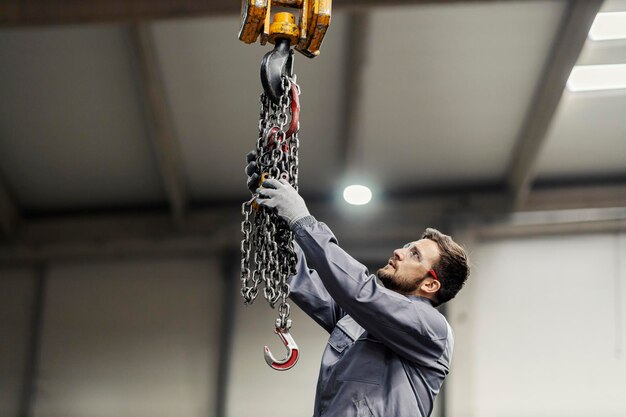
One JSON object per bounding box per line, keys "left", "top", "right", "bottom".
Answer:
{"left": 589, "top": 12, "right": 626, "bottom": 41}
{"left": 567, "top": 64, "right": 626, "bottom": 92}
{"left": 343, "top": 185, "right": 372, "bottom": 205}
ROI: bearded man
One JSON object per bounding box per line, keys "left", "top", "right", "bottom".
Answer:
{"left": 247, "top": 154, "right": 470, "bottom": 417}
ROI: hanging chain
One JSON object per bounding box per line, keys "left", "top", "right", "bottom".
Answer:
{"left": 241, "top": 75, "right": 300, "bottom": 331}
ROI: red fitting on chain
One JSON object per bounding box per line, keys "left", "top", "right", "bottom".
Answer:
{"left": 285, "top": 82, "right": 300, "bottom": 139}
{"left": 265, "top": 82, "right": 299, "bottom": 155}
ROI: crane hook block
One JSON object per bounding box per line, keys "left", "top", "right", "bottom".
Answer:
{"left": 239, "top": 0, "right": 332, "bottom": 58}
{"left": 239, "top": 0, "right": 268, "bottom": 45}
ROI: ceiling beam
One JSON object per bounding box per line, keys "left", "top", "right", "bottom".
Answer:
{"left": 0, "top": 175, "right": 20, "bottom": 237}
{"left": 338, "top": 11, "right": 370, "bottom": 174}
{"left": 18, "top": 264, "right": 46, "bottom": 417}
{"left": 129, "top": 23, "right": 188, "bottom": 227}
{"left": 506, "top": 0, "right": 603, "bottom": 209}
{"left": 470, "top": 207, "right": 626, "bottom": 240}
{"left": 1, "top": 0, "right": 556, "bottom": 27}
{"left": 1, "top": 182, "right": 624, "bottom": 265}
{"left": 215, "top": 252, "right": 239, "bottom": 417}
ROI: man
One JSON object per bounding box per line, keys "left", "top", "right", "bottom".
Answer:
{"left": 247, "top": 155, "right": 470, "bottom": 417}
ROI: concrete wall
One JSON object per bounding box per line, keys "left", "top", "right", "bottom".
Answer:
{"left": 0, "top": 256, "right": 330, "bottom": 417}
{"left": 448, "top": 232, "right": 626, "bottom": 417}
{"left": 2, "top": 231, "right": 625, "bottom": 417}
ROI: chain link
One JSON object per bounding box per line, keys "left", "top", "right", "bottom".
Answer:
{"left": 241, "top": 76, "right": 300, "bottom": 330}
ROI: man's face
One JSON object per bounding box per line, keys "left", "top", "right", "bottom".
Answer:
{"left": 376, "top": 239, "right": 441, "bottom": 294}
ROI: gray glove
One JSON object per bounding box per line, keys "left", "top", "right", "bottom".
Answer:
{"left": 245, "top": 150, "right": 260, "bottom": 194}
{"left": 256, "top": 178, "right": 310, "bottom": 227}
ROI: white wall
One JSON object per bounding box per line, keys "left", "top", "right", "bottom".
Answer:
{"left": 448, "top": 232, "right": 626, "bottom": 417}
{"left": 0, "top": 256, "right": 330, "bottom": 417}
{"left": 5, "top": 231, "right": 625, "bottom": 417}
{"left": 33, "top": 258, "right": 223, "bottom": 417}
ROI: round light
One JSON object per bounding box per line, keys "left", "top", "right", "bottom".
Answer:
{"left": 343, "top": 185, "right": 372, "bottom": 205}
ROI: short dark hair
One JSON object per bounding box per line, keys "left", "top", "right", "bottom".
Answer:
{"left": 421, "top": 228, "right": 470, "bottom": 306}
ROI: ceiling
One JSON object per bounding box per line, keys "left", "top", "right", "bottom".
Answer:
{"left": 0, "top": 0, "right": 625, "bottom": 261}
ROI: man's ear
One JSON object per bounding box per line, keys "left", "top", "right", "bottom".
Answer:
{"left": 420, "top": 278, "right": 441, "bottom": 295}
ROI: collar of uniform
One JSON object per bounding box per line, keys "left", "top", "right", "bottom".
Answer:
{"left": 407, "top": 295, "right": 435, "bottom": 306}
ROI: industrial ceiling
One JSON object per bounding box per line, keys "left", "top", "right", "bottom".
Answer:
{"left": 0, "top": 0, "right": 625, "bottom": 264}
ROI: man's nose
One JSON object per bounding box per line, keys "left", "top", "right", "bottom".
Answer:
{"left": 393, "top": 248, "right": 404, "bottom": 260}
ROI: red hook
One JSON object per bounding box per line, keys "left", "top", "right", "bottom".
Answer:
{"left": 264, "top": 325, "right": 299, "bottom": 371}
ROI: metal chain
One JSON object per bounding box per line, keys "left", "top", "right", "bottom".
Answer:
{"left": 241, "top": 75, "right": 300, "bottom": 331}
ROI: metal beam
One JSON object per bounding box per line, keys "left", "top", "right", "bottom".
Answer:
{"left": 0, "top": 0, "right": 556, "bottom": 27}
{"left": 18, "top": 264, "right": 46, "bottom": 417}
{"left": 470, "top": 207, "right": 626, "bottom": 240}
{"left": 1, "top": 182, "right": 624, "bottom": 265}
{"left": 506, "top": 0, "right": 603, "bottom": 209}
{"left": 526, "top": 182, "right": 626, "bottom": 211}
{"left": 338, "top": 12, "right": 370, "bottom": 174}
{"left": 215, "top": 251, "right": 239, "bottom": 417}
{"left": 0, "top": 174, "right": 20, "bottom": 237}
{"left": 129, "top": 23, "right": 188, "bottom": 227}
{"left": 0, "top": 207, "right": 236, "bottom": 265}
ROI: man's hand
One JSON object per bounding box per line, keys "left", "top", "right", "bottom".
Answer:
{"left": 256, "top": 178, "right": 310, "bottom": 227}
{"left": 245, "top": 150, "right": 260, "bottom": 194}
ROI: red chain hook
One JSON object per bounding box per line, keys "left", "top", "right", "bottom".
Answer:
{"left": 264, "top": 324, "right": 299, "bottom": 371}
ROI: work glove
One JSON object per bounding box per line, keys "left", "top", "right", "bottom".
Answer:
{"left": 245, "top": 150, "right": 260, "bottom": 193}
{"left": 256, "top": 178, "right": 310, "bottom": 228}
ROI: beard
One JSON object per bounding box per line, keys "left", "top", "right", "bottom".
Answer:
{"left": 376, "top": 266, "right": 420, "bottom": 294}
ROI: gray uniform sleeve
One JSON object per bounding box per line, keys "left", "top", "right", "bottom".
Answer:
{"left": 292, "top": 216, "right": 449, "bottom": 366}
{"left": 287, "top": 242, "right": 346, "bottom": 334}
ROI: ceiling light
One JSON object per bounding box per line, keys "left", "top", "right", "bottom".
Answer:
{"left": 567, "top": 64, "right": 626, "bottom": 92}
{"left": 343, "top": 185, "right": 372, "bottom": 205}
{"left": 589, "top": 12, "right": 626, "bottom": 41}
